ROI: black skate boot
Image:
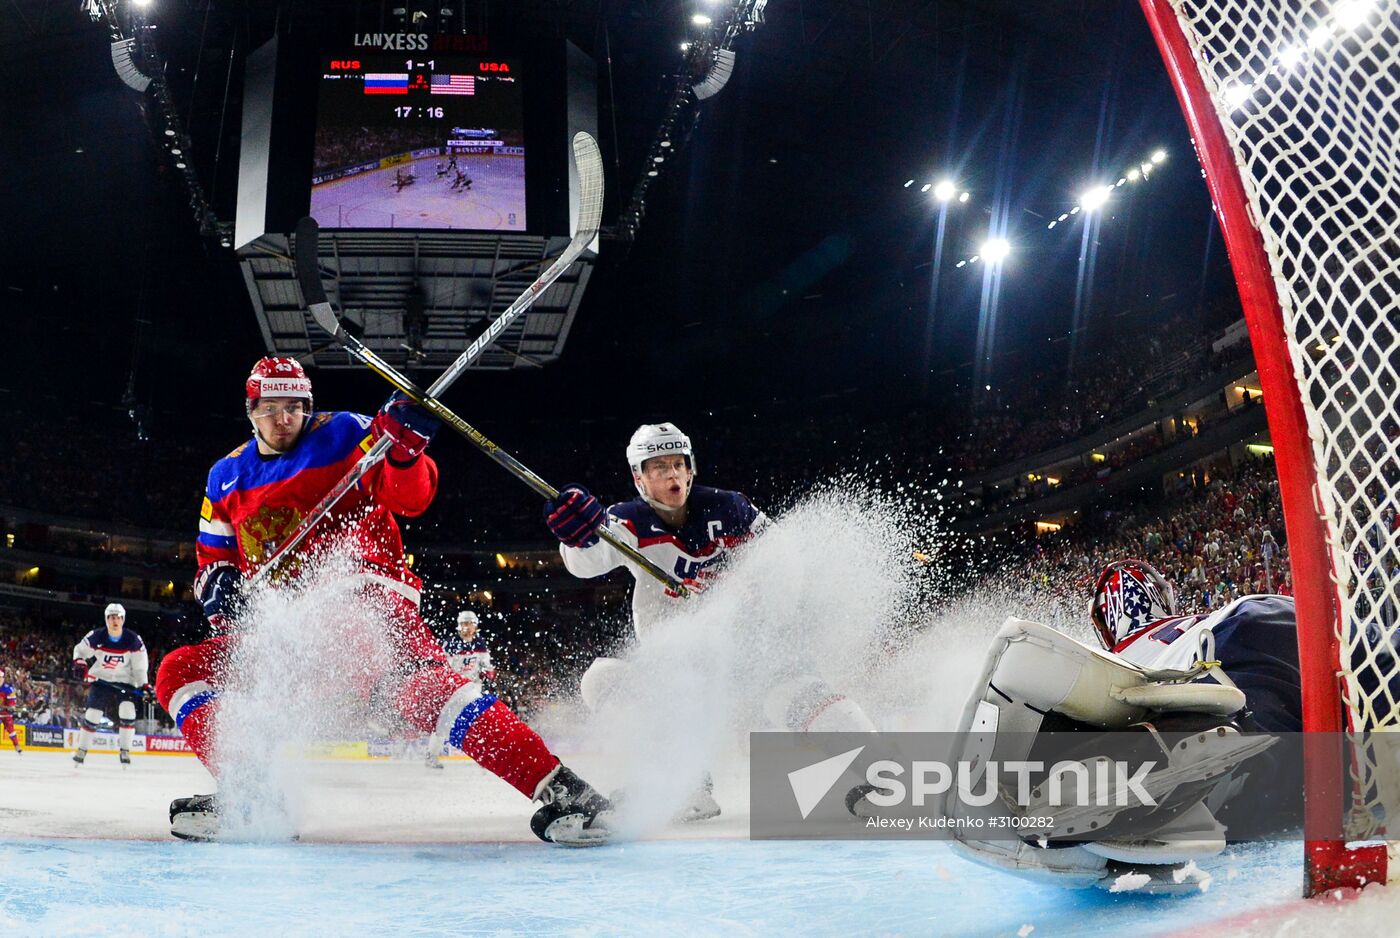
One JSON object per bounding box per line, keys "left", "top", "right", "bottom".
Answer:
{"left": 72, "top": 748, "right": 86, "bottom": 766}
{"left": 119, "top": 750, "right": 132, "bottom": 766}
{"left": 170, "top": 794, "right": 221, "bottom": 841}
{"left": 531, "top": 765, "right": 612, "bottom": 847}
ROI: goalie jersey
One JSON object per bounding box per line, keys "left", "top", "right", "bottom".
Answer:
{"left": 1111, "top": 594, "right": 1301, "bottom": 732}
{"left": 559, "top": 485, "right": 767, "bottom": 637}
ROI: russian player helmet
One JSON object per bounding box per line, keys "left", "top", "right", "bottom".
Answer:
{"left": 1089, "top": 559, "right": 1177, "bottom": 649}
{"left": 245, "top": 356, "right": 313, "bottom": 415}
{"left": 625, "top": 423, "right": 696, "bottom": 491}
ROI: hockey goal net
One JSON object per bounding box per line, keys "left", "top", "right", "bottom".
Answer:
{"left": 1140, "top": 0, "right": 1400, "bottom": 896}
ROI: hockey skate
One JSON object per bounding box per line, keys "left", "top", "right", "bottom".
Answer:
{"left": 531, "top": 766, "right": 613, "bottom": 846}
{"left": 72, "top": 748, "right": 86, "bottom": 765}
{"left": 119, "top": 750, "right": 131, "bottom": 766}
{"left": 424, "top": 751, "right": 444, "bottom": 770}
{"left": 170, "top": 793, "right": 299, "bottom": 843}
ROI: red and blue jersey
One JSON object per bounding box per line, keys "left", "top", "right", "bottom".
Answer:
{"left": 196, "top": 411, "right": 438, "bottom": 602}
{"left": 0, "top": 683, "right": 16, "bottom": 712}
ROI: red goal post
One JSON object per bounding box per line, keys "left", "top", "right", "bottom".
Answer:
{"left": 1140, "top": 0, "right": 1398, "bottom": 897}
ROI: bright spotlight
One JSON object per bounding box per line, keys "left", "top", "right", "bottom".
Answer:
{"left": 1278, "top": 44, "right": 1304, "bottom": 68}
{"left": 680, "top": 42, "right": 691, "bottom": 51}
{"left": 1128, "top": 167, "right": 1141, "bottom": 181}
{"left": 1307, "top": 24, "right": 1331, "bottom": 49}
{"left": 981, "top": 238, "right": 1011, "bottom": 263}
{"left": 1079, "top": 185, "right": 1113, "bottom": 212}
{"left": 933, "top": 180, "right": 957, "bottom": 202}
{"left": 958, "top": 191, "right": 970, "bottom": 203}
{"left": 1336, "top": 1, "right": 1371, "bottom": 31}
{"left": 132, "top": 0, "right": 153, "bottom": 6}
{"left": 903, "top": 179, "right": 915, "bottom": 188}
{"left": 920, "top": 183, "right": 932, "bottom": 193}
{"left": 1224, "top": 82, "right": 1252, "bottom": 108}
{"left": 691, "top": 13, "right": 712, "bottom": 26}
{"left": 1151, "top": 149, "right": 1166, "bottom": 164}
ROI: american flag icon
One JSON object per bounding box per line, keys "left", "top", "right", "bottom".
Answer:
{"left": 430, "top": 74, "right": 476, "bottom": 96}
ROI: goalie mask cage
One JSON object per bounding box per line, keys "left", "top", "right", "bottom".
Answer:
{"left": 1140, "top": 0, "right": 1400, "bottom": 896}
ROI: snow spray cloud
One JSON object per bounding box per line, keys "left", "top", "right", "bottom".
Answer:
{"left": 580, "top": 477, "right": 963, "bottom": 835}
{"left": 211, "top": 541, "right": 399, "bottom": 841}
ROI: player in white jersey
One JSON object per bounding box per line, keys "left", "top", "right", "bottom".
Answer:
{"left": 420, "top": 610, "right": 498, "bottom": 769}
{"left": 71, "top": 603, "right": 151, "bottom": 766}
{"left": 544, "top": 423, "right": 877, "bottom": 819}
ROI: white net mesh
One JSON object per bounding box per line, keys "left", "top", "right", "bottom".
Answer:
{"left": 1164, "top": 0, "right": 1400, "bottom": 837}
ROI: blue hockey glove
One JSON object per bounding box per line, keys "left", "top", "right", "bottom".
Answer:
{"left": 544, "top": 485, "right": 605, "bottom": 548}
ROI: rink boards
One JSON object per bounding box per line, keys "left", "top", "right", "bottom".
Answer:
{"left": 4, "top": 723, "right": 476, "bottom": 760}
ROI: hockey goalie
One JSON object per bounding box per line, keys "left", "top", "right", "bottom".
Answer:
{"left": 939, "top": 559, "right": 1306, "bottom": 892}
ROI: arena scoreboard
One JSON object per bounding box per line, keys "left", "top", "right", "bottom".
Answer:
{"left": 235, "top": 31, "right": 594, "bottom": 245}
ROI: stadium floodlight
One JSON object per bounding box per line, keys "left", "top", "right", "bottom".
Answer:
{"left": 980, "top": 238, "right": 1011, "bottom": 263}
{"left": 1336, "top": 1, "right": 1371, "bottom": 31}
{"left": 660, "top": 140, "right": 672, "bottom": 148}
{"left": 920, "top": 183, "right": 932, "bottom": 193}
{"left": 1308, "top": 24, "right": 1332, "bottom": 49}
{"left": 1128, "top": 168, "right": 1142, "bottom": 181}
{"left": 691, "top": 13, "right": 712, "bottom": 26}
{"left": 1079, "top": 184, "right": 1113, "bottom": 212}
{"left": 132, "top": 0, "right": 153, "bottom": 7}
{"left": 1151, "top": 149, "right": 1167, "bottom": 163}
{"left": 933, "top": 180, "right": 957, "bottom": 202}
{"left": 1224, "top": 82, "right": 1252, "bottom": 108}
{"left": 903, "top": 179, "right": 915, "bottom": 188}
{"left": 958, "top": 191, "right": 970, "bottom": 203}
{"left": 680, "top": 42, "right": 690, "bottom": 51}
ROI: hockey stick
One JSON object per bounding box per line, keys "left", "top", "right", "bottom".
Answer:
{"left": 250, "top": 132, "right": 605, "bottom": 586}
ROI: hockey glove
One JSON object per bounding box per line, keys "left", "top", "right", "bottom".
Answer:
{"left": 372, "top": 392, "right": 441, "bottom": 464}
{"left": 140, "top": 684, "right": 155, "bottom": 705}
{"left": 199, "top": 563, "right": 245, "bottom": 633}
{"left": 544, "top": 485, "right": 606, "bottom": 548}
{"left": 71, "top": 660, "right": 89, "bottom": 681}
{"left": 664, "top": 576, "right": 707, "bottom": 600}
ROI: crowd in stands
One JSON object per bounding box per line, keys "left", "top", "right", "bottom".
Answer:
{"left": 312, "top": 126, "right": 444, "bottom": 176}
{"left": 1021, "top": 454, "right": 1291, "bottom": 617}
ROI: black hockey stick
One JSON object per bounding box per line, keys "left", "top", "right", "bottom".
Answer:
{"left": 252, "top": 133, "right": 611, "bottom": 586}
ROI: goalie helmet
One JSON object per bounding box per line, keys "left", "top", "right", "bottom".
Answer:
{"left": 1090, "top": 559, "right": 1177, "bottom": 649}
{"left": 245, "top": 356, "right": 313, "bottom": 415}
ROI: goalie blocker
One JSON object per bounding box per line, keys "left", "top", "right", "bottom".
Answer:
{"left": 938, "top": 618, "right": 1296, "bottom": 893}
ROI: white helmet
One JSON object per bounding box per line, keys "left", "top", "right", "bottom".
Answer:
{"left": 104, "top": 602, "right": 126, "bottom": 619}
{"left": 626, "top": 423, "right": 696, "bottom": 493}
{"left": 457, "top": 610, "right": 479, "bottom": 627}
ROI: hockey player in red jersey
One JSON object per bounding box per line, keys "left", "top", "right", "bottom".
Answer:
{"left": 155, "top": 357, "right": 610, "bottom": 844}
{"left": 0, "top": 668, "right": 22, "bottom": 754}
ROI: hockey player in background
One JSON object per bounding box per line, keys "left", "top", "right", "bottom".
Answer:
{"left": 444, "top": 610, "right": 496, "bottom": 686}
{"left": 543, "top": 423, "right": 877, "bottom": 819}
{"left": 943, "top": 558, "right": 1304, "bottom": 891}
{"left": 71, "top": 602, "right": 150, "bottom": 766}
{"left": 420, "top": 610, "right": 497, "bottom": 769}
{"left": 0, "top": 668, "right": 22, "bottom": 754}
{"left": 155, "top": 356, "right": 611, "bottom": 845}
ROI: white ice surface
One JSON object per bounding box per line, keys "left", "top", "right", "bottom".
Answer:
{"left": 6, "top": 749, "right": 1398, "bottom": 937}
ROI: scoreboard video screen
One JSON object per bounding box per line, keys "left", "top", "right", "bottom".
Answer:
{"left": 308, "top": 53, "right": 527, "bottom": 231}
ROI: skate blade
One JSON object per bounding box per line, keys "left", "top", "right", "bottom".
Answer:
{"left": 542, "top": 813, "right": 613, "bottom": 847}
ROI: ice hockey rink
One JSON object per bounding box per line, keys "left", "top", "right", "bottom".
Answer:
{"left": 309, "top": 153, "right": 527, "bottom": 230}
{"left": 7, "top": 746, "right": 1400, "bottom": 937}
